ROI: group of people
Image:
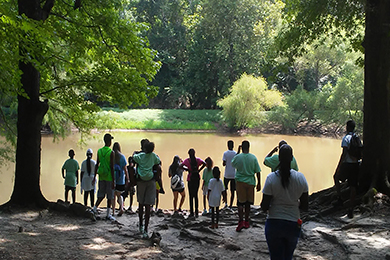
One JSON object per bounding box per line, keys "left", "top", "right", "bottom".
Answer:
{"left": 60, "top": 119, "right": 361, "bottom": 259}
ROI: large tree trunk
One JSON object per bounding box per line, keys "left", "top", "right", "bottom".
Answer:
{"left": 6, "top": 0, "right": 54, "bottom": 207}
{"left": 362, "top": 0, "right": 390, "bottom": 196}
{"left": 10, "top": 63, "right": 49, "bottom": 206}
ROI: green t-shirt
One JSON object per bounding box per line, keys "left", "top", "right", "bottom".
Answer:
{"left": 264, "top": 154, "right": 299, "bottom": 172}
{"left": 202, "top": 168, "right": 213, "bottom": 187}
{"left": 62, "top": 158, "right": 79, "bottom": 187}
{"left": 97, "top": 146, "right": 113, "bottom": 181}
{"left": 133, "top": 152, "right": 161, "bottom": 181}
{"left": 231, "top": 153, "right": 261, "bottom": 186}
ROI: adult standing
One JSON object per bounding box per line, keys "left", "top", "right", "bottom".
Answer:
{"left": 112, "top": 142, "right": 129, "bottom": 216}
{"left": 333, "top": 119, "right": 362, "bottom": 218}
{"left": 168, "top": 155, "right": 186, "bottom": 213}
{"left": 264, "top": 140, "right": 299, "bottom": 172}
{"left": 80, "top": 148, "right": 96, "bottom": 207}
{"left": 261, "top": 144, "right": 309, "bottom": 260}
{"left": 231, "top": 140, "right": 261, "bottom": 232}
{"left": 222, "top": 140, "right": 237, "bottom": 208}
{"left": 181, "top": 148, "right": 206, "bottom": 218}
{"left": 133, "top": 141, "right": 161, "bottom": 239}
{"left": 92, "top": 133, "right": 115, "bottom": 221}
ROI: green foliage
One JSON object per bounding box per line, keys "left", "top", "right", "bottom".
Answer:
{"left": 183, "top": 0, "right": 284, "bottom": 108}
{"left": 277, "top": 0, "right": 365, "bottom": 58}
{"left": 218, "top": 74, "right": 282, "bottom": 129}
{"left": 95, "top": 109, "right": 221, "bottom": 130}
{"left": 0, "top": 0, "right": 161, "bottom": 143}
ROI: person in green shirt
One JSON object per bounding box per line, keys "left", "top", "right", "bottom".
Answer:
{"left": 231, "top": 140, "right": 261, "bottom": 232}
{"left": 133, "top": 141, "right": 161, "bottom": 239}
{"left": 61, "top": 149, "right": 79, "bottom": 204}
{"left": 92, "top": 133, "right": 116, "bottom": 221}
{"left": 264, "top": 140, "right": 299, "bottom": 172}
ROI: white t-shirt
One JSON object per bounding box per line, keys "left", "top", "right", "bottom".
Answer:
{"left": 262, "top": 169, "right": 308, "bottom": 222}
{"left": 208, "top": 178, "right": 225, "bottom": 207}
{"left": 80, "top": 159, "right": 96, "bottom": 191}
{"left": 222, "top": 150, "right": 237, "bottom": 179}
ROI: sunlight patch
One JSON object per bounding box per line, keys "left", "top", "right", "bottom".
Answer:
{"left": 49, "top": 224, "right": 80, "bottom": 231}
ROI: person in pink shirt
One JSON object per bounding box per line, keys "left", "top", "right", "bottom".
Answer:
{"left": 180, "top": 148, "right": 206, "bottom": 218}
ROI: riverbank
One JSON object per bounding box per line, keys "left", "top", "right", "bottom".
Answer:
{"left": 88, "top": 108, "right": 345, "bottom": 138}
{"left": 1, "top": 193, "right": 389, "bottom": 260}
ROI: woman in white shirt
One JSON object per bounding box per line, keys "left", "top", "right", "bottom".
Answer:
{"left": 261, "top": 144, "right": 309, "bottom": 260}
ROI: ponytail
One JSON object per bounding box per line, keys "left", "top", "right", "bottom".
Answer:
{"left": 87, "top": 154, "right": 92, "bottom": 176}
{"left": 188, "top": 148, "right": 198, "bottom": 173}
{"left": 278, "top": 144, "right": 293, "bottom": 189}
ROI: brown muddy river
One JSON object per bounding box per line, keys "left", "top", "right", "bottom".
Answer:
{"left": 0, "top": 131, "right": 341, "bottom": 210}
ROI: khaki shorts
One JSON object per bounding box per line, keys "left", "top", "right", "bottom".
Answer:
{"left": 137, "top": 179, "right": 156, "bottom": 205}
{"left": 97, "top": 180, "right": 114, "bottom": 200}
{"left": 236, "top": 181, "right": 255, "bottom": 205}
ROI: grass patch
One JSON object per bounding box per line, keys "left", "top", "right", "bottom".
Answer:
{"left": 96, "top": 109, "right": 222, "bottom": 130}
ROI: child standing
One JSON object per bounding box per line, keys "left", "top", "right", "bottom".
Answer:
{"left": 202, "top": 157, "right": 214, "bottom": 216}
{"left": 208, "top": 166, "right": 227, "bottom": 228}
{"left": 80, "top": 148, "right": 96, "bottom": 207}
{"left": 61, "top": 149, "right": 80, "bottom": 204}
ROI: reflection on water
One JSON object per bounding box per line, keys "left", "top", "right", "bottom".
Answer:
{"left": 0, "top": 132, "right": 341, "bottom": 210}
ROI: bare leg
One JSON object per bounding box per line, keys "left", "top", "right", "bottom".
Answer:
{"left": 179, "top": 191, "right": 185, "bottom": 210}
{"left": 173, "top": 191, "right": 178, "bottom": 211}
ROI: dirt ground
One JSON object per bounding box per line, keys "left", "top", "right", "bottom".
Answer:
{"left": 0, "top": 195, "right": 389, "bottom": 260}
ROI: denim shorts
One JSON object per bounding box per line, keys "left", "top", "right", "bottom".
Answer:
{"left": 265, "top": 219, "right": 301, "bottom": 260}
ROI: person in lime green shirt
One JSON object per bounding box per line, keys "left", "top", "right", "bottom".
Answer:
{"left": 231, "top": 140, "right": 261, "bottom": 232}
{"left": 264, "top": 140, "right": 299, "bottom": 172}
{"left": 202, "top": 157, "right": 214, "bottom": 216}
{"left": 92, "top": 133, "right": 116, "bottom": 221}
{"left": 61, "top": 149, "right": 79, "bottom": 204}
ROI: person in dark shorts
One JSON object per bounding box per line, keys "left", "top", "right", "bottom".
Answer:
{"left": 61, "top": 149, "right": 79, "bottom": 204}
{"left": 112, "top": 142, "right": 128, "bottom": 217}
{"left": 333, "top": 120, "right": 362, "bottom": 218}
{"left": 169, "top": 155, "right": 186, "bottom": 213}
{"left": 222, "top": 140, "right": 237, "bottom": 208}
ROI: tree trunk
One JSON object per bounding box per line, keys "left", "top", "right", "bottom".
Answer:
{"left": 362, "top": 0, "right": 390, "bottom": 196}
{"left": 10, "top": 63, "right": 49, "bottom": 206}
{"left": 6, "top": 0, "right": 54, "bottom": 207}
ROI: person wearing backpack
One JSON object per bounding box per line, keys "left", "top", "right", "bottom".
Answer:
{"left": 168, "top": 155, "right": 186, "bottom": 213}
{"left": 333, "top": 120, "right": 363, "bottom": 218}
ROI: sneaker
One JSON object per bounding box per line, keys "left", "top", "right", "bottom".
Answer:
{"left": 107, "top": 215, "right": 116, "bottom": 221}
{"left": 244, "top": 221, "right": 250, "bottom": 229}
{"left": 142, "top": 230, "right": 149, "bottom": 239}
{"left": 202, "top": 209, "right": 208, "bottom": 216}
{"left": 209, "top": 223, "right": 215, "bottom": 229}
{"left": 236, "top": 221, "right": 245, "bottom": 232}
{"left": 209, "top": 208, "right": 212, "bottom": 214}
{"left": 92, "top": 206, "right": 97, "bottom": 214}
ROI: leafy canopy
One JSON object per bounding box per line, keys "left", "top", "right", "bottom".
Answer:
{"left": 0, "top": 0, "right": 161, "bottom": 139}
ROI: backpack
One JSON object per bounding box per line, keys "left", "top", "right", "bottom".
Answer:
{"left": 348, "top": 133, "right": 363, "bottom": 160}
{"left": 171, "top": 175, "right": 181, "bottom": 189}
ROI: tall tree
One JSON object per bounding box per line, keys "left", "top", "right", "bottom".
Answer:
{"left": 184, "top": 0, "right": 283, "bottom": 108}
{"left": 1, "top": 0, "right": 160, "bottom": 207}
{"left": 277, "top": 0, "right": 390, "bottom": 195}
